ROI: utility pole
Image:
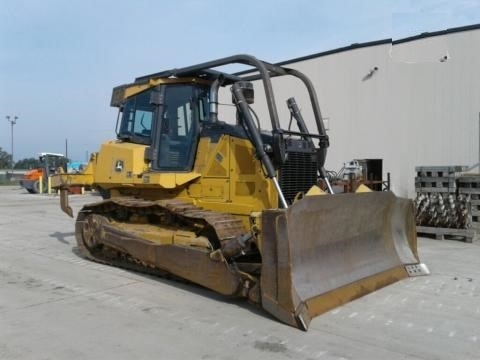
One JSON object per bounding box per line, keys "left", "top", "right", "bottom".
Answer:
{"left": 6, "top": 115, "right": 18, "bottom": 180}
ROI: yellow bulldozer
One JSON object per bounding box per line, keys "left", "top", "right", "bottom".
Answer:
{"left": 51, "top": 54, "right": 428, "bottom": 330}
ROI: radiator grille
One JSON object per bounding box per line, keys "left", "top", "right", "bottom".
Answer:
{"left": 279, "top": 151, "right": 318, "bottom": 204}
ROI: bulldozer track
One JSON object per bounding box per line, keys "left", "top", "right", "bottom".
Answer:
{"left": 75, "top": 197, "right": 247, "bottom": 281}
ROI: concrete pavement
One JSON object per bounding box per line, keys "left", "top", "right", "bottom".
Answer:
{"left": 0, "top": 185, "right": 479, "bottom": 359}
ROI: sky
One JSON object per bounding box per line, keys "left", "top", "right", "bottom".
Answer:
{"left": 1, "top": 0, "right": 480, "bottom": 163}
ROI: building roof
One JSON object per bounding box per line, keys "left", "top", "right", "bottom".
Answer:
{"left": 393, "top": 23, "right": 480, "bottom": 45}
{"left": 273, "top": 23, "right": 480, "bottom": 67}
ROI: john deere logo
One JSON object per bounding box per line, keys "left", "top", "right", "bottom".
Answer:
{"left": 114, "top": 160, "right": 124, "bottom": 172}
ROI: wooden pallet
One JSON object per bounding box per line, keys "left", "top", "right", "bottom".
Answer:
{"left": 457, "top": 175, "right": 480, "bottom": 195}
{"left": 417, "top": 226, "right": 475, "bottom": 243}
{"left": 415, "top": 178, "right": 455, "bottom": 189}
{"left": 415, "top": 174, "right": 456, "bottom": 193}
{"left": 416, "top": 165, "right": 467, "bottom": 178}
{"left": 457, "top": 175, "right": 480, "bottom": 183}
{"left": 415, "top": 187, "right": 455, "bottom": 193}
{"left": 457, "top": 188, "right": 480, "bottom": 195}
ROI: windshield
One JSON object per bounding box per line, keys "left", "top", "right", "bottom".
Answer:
{"left": 155, "top": 84, "right": 209, "bottom": 171}
{"left": 118, "top": 89, "right": 154, "bottom": 144}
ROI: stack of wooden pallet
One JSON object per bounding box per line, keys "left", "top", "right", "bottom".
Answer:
{"left": 415, "top": 165, "right": 475, "bottom": 243}
{"left": 415, "top": 166, "right": 459, "bottom": 193}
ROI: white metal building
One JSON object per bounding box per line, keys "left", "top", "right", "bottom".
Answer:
{"left": 220, "top": 24, "right": 480, "bottom": 198}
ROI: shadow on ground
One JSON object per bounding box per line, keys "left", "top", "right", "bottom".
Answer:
{"left": 69, "top": 244, "right": 278, "bottom": 326}
{"left": 49, "top": 231, "right": 76, "bottom": 244}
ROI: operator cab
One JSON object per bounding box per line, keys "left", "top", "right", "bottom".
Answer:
{"left": 116, "top": 83, "right": 210, "bottom": 171}
{"left": 113, "top": 54, "right": 329, "bottom": 192}
{"left": 38, "top": 152, "right": 68, "bottom": 175}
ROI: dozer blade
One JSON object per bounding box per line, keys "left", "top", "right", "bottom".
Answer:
{"left": 260, "top": 191, "right": 428, "bottom": 330}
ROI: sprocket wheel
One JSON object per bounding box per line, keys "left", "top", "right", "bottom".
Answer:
{"left": 82, "top": 214, "right": 106, "bottom": 250}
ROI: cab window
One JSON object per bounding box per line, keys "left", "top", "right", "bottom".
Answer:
{"left": 118, "top": 90, "right": 154, "bottom": 144}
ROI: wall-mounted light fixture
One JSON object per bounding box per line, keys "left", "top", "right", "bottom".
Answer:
{"left": 362, "top": 66, "right": 379, "bottom": 81}
{"left": 322, "top": 117, "right": 330, "bottom": 131}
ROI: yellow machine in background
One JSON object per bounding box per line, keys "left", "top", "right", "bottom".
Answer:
{"left": 52, "top": 55, "right": 428, "bottom": 330}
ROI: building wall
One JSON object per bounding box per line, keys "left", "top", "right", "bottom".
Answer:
{"left": 218, "top": 27, "right": 480, "bottom": 198}
{"left": 390, "top": 29, "right": 480, "bottom": 197}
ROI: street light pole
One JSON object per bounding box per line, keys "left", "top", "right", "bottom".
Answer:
{"left": 6, "top": 115, "right": 18, "bottom": 180}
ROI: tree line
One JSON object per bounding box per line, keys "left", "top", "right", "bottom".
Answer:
{"left": 0, "top": 147, "right": 41, "bottom": 169}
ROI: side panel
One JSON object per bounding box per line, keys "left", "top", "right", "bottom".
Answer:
{"left": 188, "top": 135, "right": 278, "bottom": 228}
{"left": 228, "top": 136, "right": 278, "bottom": 212}
{"left": 94, "top": 141, "right": 149, "bottom": 185}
